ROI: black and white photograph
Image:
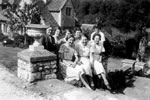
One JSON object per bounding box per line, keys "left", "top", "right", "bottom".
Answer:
{"left": 0, "top": 0, "right": 150, "bottom": 100}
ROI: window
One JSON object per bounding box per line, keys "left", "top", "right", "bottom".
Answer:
{"left": 66, "top": 7, "right": 71, "bottom": 16}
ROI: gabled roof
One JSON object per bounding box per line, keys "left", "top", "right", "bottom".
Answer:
{"left": 0, "top": 0, "right": 21, "bottom": 5}
{"left": 41, "top": 6, "right": 59, "bottom": 27}
{"left": 47, "top": 0, "right": 67, "bottom": 11}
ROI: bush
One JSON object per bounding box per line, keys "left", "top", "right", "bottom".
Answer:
{"left": 111, "top": 35, "right": 126, "bottom": 58}
{"left": 0, "top": 33, "right": 8, "bottom": 42}
{"left": 13, "top": 33, "right": 24, "bottom": 47}
{"left": 13, "top": 33, "right": 34, "bottom": 48}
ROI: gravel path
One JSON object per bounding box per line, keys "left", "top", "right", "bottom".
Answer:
{"left": 0, "top": 66, "right": 45, "bottom": 100}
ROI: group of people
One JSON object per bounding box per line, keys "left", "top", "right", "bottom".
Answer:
{"left": 41, "top": 26, "right": 111, "bottom": 91}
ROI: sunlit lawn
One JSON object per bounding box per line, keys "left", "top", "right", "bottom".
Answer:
{"left": 0, "top": 43, "right": 22, "bottom": 74}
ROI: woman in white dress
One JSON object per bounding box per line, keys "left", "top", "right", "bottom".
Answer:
{"left": 90, "top": 33, "right": 111, "bottom": 90}
{"left": 59, "top": 34, "right": 92, "bottom": 90}
{"left": 76, "top": 34, "right": 95, "bottom": 89}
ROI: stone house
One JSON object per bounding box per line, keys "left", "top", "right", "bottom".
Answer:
{"left": 0, "top": 0, "right": 20, "bottom": 35}
{"left": 0, "top": 11, "right": 9, "bottom": 35}
{"left": 42, "top": 0, "right": 75, "bottom": 29}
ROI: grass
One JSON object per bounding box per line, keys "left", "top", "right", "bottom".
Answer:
{"left": 0, "top": 43, "right": 21, "bottom": 74}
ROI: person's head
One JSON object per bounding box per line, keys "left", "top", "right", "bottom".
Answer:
{"left": 75, "top": 29, "right": 82, "bottom": 39}
{"left": 46, "top": 27, "right": 52, "bottom": 35}
{"left": 93, "top": 25, "right": 99, "bottom": 33}
{"left": 66, "top": 34, "right": 75, "bottom": 46}
{"left": 64, "top": 29, "right": 71, "bottom": 37}
{"left": 54, "top": 27, "right": 61, "bottom": 36}
{"left": 93, "top": 33, "right": 101, "bottom": 44}
{"left": 81, "top": 34, "right": 89, "bottom": 46}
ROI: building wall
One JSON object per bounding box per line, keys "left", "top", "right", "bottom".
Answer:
{"left": 0, "top": 22, "right": 9, "bottom": 35}
{"left": 51, "top": 12, "right": 61, "bottom": 26}
{"left": 61, "top": 0, "right": 75, "bottom": 28}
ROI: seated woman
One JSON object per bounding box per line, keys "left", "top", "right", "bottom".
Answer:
{"left": 59, "top": 34, "right": 92, "bottom": 90}
{"left": 90, "top": 33, "right": 111, "bottom": 90}
{"left": 75, "top": 34, "right": 95, "bottom": 90}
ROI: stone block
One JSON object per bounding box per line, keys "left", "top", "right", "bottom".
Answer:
{"left": 44, "top": 74, "right": 57, "bottom": 80}
{"left": 52, "top": 69, "right": 57, "bottom": 73}
{"left": 134, "top": 62, "right": 146, "bottom": 70}
{"left": 38, "top": 67, "right": 43, "bottom": 72}
{"left": 17, "top": 67, "right": 42, "bottom": 82}
{"left": 44, "top": 65, "right": 51, "bottom": 69}
{"left": 51, "top": 64, "right": 57, "bottom": 69}
{"left": 44, "top": 69, "right": 51, "bottom": 75}
{"left": 27, "top": 72, "right": 42, "bottom": 82}
{"left": 18, "top": 59, "right": 38, "bottom": 72}
{"left": 51, "top": 61, "right": 57, "bottom": 65}
{"left": 17, "top": 67, "right": 28, "bottom": 80}
{"left": 122, "top": 59, "right": 135, "bottom": 69}
{"left": 43, "top": 62, "right": 51, "bottom": 66}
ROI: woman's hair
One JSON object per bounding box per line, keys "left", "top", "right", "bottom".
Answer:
{"left": 81, "top": 33, "right": 89, "bottom": 40}
{"left": 92, "top": 33, "right": 101, "bottom": 40}
{"left": 66, "top": 34, "right": 75, "bottom": 41}
{"left": 54, "top": 27, "right": 61, "bottom": 32}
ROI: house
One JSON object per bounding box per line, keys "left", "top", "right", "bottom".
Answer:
{"left": 44, "top": 0, "right": 75, "bottom": 29}
{"left": 0, "top": 0, "right": 21, "bottom": 35}
{"left": 0, "top": 11, "right": 9, "bottom": 35}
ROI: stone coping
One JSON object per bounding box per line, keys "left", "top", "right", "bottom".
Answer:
{"left": 26, "top": 24, "right": 49, "bottom": 29}
{"left": 135, "top": 62, "right": 146, "bottom": 66}
{"left": 17, "top": 49, "right": 57, "bottom": 63}
{"left": 121, "top": 59, "right": 136, "bottom": 64}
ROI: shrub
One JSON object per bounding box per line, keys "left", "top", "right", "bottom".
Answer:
{"left": 0, "top": 33, "right": 8, "bottom": 42}
{"left": 13, "top": 33, "right": 24, "bottom": 47}
{"left": 111, "top": 35, "right": 126, "bottom": 58}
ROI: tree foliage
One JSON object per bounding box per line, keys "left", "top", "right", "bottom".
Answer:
{"left": 73, "top": 0, "right": 150, "bottom": 33}
{"left": 4, "top": 0, "right": 44, "bottom": 34}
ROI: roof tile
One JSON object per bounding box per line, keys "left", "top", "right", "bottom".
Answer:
{"left": 47, "top": 0, "right": 67, "bottom": 11}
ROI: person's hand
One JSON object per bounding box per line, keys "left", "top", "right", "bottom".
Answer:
{"left": 98, "top": 59, "right": 102, "bottom": 63}
{"left": 71, "top": 63, "right": 76, "bottom": 68}
{"left": 77, "top": 61, "right": 82, "bottom": 65}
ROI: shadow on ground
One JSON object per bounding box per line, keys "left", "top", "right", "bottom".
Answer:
{"left": 107, "top": 69, "right": 135, "bottom": 94}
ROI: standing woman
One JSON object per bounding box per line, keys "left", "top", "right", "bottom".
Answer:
{"left": 90, "top": 34, "right": 111, "bottom": 90}
{"left": 53, "top": 27, "right": 61, "bottom": 44}
{"left": 59, "top": 34, "right": 92, "bottom": 90}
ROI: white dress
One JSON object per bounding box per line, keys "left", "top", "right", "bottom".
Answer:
{"left": 90, "top": 44, "right": 106, "bottom": 75}
{"left": 76, "top": 42, "right": 93, "bottom": 77}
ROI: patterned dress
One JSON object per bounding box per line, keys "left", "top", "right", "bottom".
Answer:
{"left": 59, "top": 43, "right": 83, "bottom": 82}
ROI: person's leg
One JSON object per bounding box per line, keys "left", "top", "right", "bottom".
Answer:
{"left": 101, "top": 73, "right": 111, "bottom": 90}
{"left": 79, "top": 74, "right": 92, "bottom": 90}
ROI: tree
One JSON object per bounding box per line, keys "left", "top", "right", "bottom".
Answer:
{"left": 5, "top": 0, "right": 45, "bottom": 45}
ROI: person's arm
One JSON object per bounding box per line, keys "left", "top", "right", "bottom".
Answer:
{"left": 90, "top": 46, "right": 95, "bottom": 67}
{"left": 58, "top": 44, "right": 65, "bottom": 61}
{"left": 90, "top": 32, "right": 95, "bottom": 41}
{"left": 98, "top": 43, "right": 103, "bottom": 62}
{"left": 72, "top": 50, "right": 79, "bottom": 68}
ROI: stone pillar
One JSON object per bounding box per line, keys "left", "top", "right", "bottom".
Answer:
{"left": 17, "top": 24, "right": 57, "bottom": 82}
